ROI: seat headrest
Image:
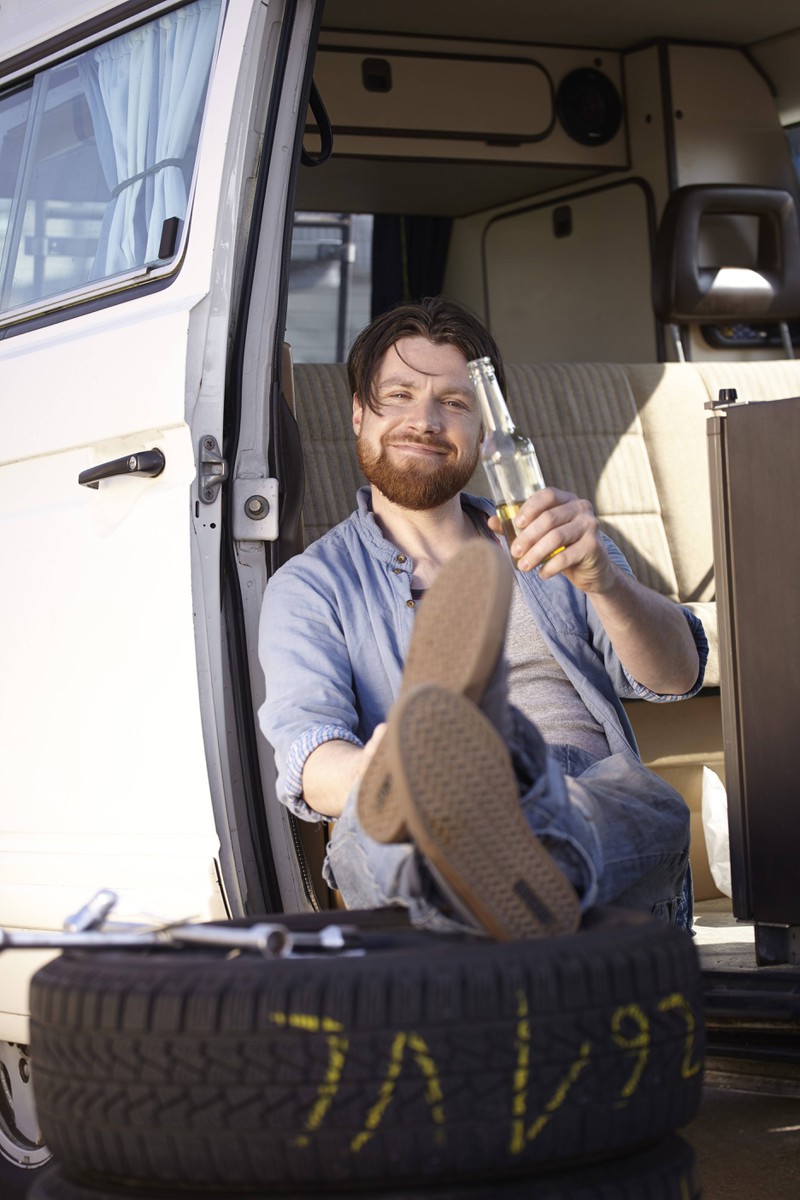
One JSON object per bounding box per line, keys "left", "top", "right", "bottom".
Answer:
{"left": 652, "top": 185, "right": 800, "bottom": 324}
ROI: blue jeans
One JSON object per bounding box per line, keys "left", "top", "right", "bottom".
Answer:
{"left": 324, "top": 705, "right": 691, "bottom": 934}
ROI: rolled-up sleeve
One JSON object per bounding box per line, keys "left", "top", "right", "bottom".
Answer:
{"left": 618, "top": 605, "right": 708, "bottom": 702}
{"left": 259, "top": 563, "right": 363, "bottom": 821}
{"left": 588, "top": 536, "right": 709, "bottom": 702}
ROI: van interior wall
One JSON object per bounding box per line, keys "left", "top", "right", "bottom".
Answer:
{"left": 444, "top": 42, "right": 798, "bottom": 365}
{"left": 299, "top": 35, "right": 799, "bottom": 367}
{"left": 481, "top": 182, "right": 658, "bottom": 362}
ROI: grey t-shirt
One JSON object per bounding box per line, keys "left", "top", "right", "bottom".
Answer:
{"left": 505, "top": 581, "right": 609, "bottom": 762}
{"left": 467, "top": 508, "right": 610, "bottom": 760}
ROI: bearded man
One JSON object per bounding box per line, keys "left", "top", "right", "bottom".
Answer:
{"left": 258, "top": 298, "right": 707, "bottom": 939}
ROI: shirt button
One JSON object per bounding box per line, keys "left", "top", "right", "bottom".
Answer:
{"left": 392, "top": 567, "right": 403, "bottom": 574}
{"left": 396, "top": 555, "right": 407, "bottom": 564}
{"left": 406, "top": 599, "right": 416, "bottom": 609}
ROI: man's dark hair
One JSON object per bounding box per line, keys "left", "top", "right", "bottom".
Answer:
{"left": 347, "top": 296, "right": 506, "bottom": 412}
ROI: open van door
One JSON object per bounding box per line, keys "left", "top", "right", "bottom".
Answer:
{"left": 0, "top": 0, "right": 323, "bottom": 1188}
{"left": 0, "top": 4, "right": 231, "bottom": 1179}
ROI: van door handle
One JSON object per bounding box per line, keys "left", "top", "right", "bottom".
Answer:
{"left": 78, "top": 448, "right": 166, "bottom": 489}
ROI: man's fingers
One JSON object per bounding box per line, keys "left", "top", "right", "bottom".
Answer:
{"left": 517, "top": 539, "right": 570, "bottom": 575}
{"left": 512, "top": 486, "right": 571, "bottom": 529}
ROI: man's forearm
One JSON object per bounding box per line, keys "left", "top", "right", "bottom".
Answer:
{"left": 301, "top": 740, "right": 365, "bottom": 818}
{"left": 301, "top": 724, "right": 387, "bottom": 819}
{"left": 587, "top": 566, "right": 700, "bottom": 695}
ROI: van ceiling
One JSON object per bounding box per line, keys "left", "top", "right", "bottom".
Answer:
{"left": 321, "top": 0, "right": 800, "bottom": 49}
{"left": 301, "top": 1, "right": 800, "bottom": 218}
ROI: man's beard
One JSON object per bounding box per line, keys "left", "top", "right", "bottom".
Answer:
{"left": 357, "top": 431, "right": 481, "bottom": 511}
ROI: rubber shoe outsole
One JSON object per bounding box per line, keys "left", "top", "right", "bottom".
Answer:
{"left": 385, "top": 684, "right": 581, "bottom": 941}
{"left": 359, "top": 539, "right": 513, "bottom": 843}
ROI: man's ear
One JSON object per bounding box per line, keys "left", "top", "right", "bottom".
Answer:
{"left": 352, "top": 394, "right": 363, "bottom": 435}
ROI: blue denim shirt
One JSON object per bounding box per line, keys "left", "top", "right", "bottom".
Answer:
{"left": 259, "top": 488, "right": 708, "bottom": 821}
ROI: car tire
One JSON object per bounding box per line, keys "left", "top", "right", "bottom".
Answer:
{"left": 28, "top": 908, "right": 705, "bottom": 1193}
{"left": 29, "top": 1132, "right": 701, "bottom": 1200}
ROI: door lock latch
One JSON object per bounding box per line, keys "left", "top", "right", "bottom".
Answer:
{"left": 198, "top": 435, "right": 227, "bottom": 503}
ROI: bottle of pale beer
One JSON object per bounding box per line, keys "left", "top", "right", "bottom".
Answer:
{"left": 467, "top": 356, "right": 547, "bottom": 563}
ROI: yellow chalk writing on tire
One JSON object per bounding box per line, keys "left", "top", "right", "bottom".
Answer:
{"left": 611, "top": 1002, "right": 650, "bottom": 1104}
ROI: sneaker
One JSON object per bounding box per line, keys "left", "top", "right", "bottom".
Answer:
{"left": 383, "top": 684, "right": 580, "bottom": 941}
{"left": 359, "top": 539, "right": 512, "bottom": 843}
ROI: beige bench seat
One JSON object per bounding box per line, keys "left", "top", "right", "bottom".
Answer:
{"left": 291, "top": 356, "right": 800, "bottom": 900}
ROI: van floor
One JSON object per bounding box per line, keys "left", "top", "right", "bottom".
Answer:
{"left": 688, "top": 898, "right": 800, "bottom": 1200}
{"left": 685, "top": 1085, "right": 800, "bottom": 1200}
{"left": 694, "top": 896, "right": 768, "bottom": 972}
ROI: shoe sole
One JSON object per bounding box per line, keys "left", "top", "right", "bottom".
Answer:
{"left": 359, "top": 540, "right": 513, "bottom": 843}
{"left": 386, "top": 685, "right": 581, "bottom": 941}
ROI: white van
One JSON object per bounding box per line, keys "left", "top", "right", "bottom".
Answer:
{"left": 2, "top": 0, "right": 800, "bottom": 1192}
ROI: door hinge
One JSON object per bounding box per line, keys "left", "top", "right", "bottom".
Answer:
{"left": 198, "top": 435, "right": 228, "bottom": 504}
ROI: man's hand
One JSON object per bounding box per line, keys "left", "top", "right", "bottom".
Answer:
{"left": 488, "top": 486, "right": 615, "bottom": 591}
{"left": 488, "top": 487, "right": 700, "bottom": 696}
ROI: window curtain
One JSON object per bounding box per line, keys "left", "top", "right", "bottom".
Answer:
{"left": 79, "top": 0, "right": 220, "bottom": 277}
{"left": 370, "top": 214, "right": 453, "bottom": 318}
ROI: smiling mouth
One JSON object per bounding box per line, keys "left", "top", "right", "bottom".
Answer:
{"left": 386, "top": 440, "right": 451, "bottom": 456}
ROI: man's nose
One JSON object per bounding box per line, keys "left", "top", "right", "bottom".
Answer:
{"left": 405, "top": 397, "right": 442, "bottom": 431}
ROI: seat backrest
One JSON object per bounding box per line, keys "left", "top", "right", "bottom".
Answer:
{"left": 503, "top": 362, "right": 722, "bottom": 683}
{"left": 652, "top": 184, "right": 800, "bottom": 324}
{"left": 293, "top": 362, "right": 360, "bottom": 545}
{"left": 503, "top": 363, "right": 682, "bottom": 601}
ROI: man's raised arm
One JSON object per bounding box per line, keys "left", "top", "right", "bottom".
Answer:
{"left": 490, "top": 486, "right": 701, "bottom": 696}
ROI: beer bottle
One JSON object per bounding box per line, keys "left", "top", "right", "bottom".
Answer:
{"left": 467, "top": 356, "right": 553, "bottom": 564}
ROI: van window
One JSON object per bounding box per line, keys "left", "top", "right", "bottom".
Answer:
{"left": 286, "top": 211, "right": 373, "bottom": 362}
{"left": 0, "top": 0, "right": 221, "bottom": 322}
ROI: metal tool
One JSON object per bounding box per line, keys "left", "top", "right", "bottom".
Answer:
{"left": 0, "top": 891, "right": 366, "bottom": 959}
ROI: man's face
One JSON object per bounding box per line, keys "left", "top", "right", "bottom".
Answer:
{"left": 353, "top": 336, "right": 482, "bottom": 511}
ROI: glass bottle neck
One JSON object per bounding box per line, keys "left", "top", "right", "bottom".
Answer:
{"left": 467, "top": 356, "right": 515, "bottom": 434}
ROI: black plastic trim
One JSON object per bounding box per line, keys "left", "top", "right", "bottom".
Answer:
{"left": 301, "top": 78, "right": 333, "bottom": 167}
